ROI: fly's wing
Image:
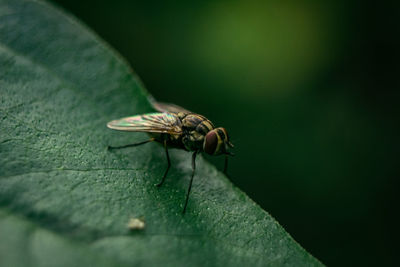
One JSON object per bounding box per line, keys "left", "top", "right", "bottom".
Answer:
{"left": 152, "top": 101, "right": 192, "bottom": 114}
{"left": 107, "top": 113, "right": 182, "bottom": 134}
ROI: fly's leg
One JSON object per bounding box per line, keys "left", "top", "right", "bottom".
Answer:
{"left": 183, "top": 151, "right": 198, "bottom": 214}
{"left": 156, "top": 140, "right": 170, "bottom": 187}
{"left": 108, "top": 138, "right": 155, "bottom": 150}
{"left": 223, "top": 155, "right": 228, "bottom": 175}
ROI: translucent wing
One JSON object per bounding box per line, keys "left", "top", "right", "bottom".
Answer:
{"left": 152, "top": 101, "right": 192, "bottom": 114}
{"left": 107, "top": 113, "right": 182, "bottom": 134}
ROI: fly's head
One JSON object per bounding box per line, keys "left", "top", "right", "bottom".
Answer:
{"left": 203, "top": 127, "right": 234, "bottom": 156}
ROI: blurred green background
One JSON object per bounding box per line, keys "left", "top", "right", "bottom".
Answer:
{"left": 51, "top": 0, "right": 399, "bottom": 265}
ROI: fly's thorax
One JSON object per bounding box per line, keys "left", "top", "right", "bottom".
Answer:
{"left": 180, "top": 114, "right": 214, "bottom": 151}
{"left": 181, "top": 114, "right": 214, "bottom": 132}
{"left": 203, "top": 127, "right": 232, "bottom": 155}
{"left": 182, "top": 130, "right": 204, "bottom": 151}
{"left": 177, "top": 112, "right": 187, "bottom": 120}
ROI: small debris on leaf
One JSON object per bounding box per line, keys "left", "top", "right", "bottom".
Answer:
{"left": 127, "top": 217, "right": 145, "bottom": 230}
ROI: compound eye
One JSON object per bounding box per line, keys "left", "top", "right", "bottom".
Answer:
{"left": 204, "top": 131, "right": 218, "bottom": 155}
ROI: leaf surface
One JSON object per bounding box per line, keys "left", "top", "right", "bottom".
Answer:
{"left": 0, "top": 0, "right": 322, "bottom": 266}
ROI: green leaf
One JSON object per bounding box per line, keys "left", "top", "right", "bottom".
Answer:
{"left": 0, "top": 0, "right": 322, "bottom": 266}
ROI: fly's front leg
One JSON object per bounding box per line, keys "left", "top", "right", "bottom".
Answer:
{"left": 223, "top": 153, "right": 234, "bottom": 178}
{"left": 223, "top": 154, "right": 228, "bottom": 175}
{"left": 183, "top": 151, "right": 198, "bottom": 214}
{"left": 108, "top": 138, "right": 155, "bottom": 150}
{"left": 156, "top": 139, "right": 170, "bottom": 187}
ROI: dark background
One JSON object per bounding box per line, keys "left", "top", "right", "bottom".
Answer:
{"left": 50, "top": 1, "right": 399, "bottom": 265}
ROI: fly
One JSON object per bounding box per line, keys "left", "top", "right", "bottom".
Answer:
{"left": 107, "top": 102, "right": 234, "bottom": 214}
